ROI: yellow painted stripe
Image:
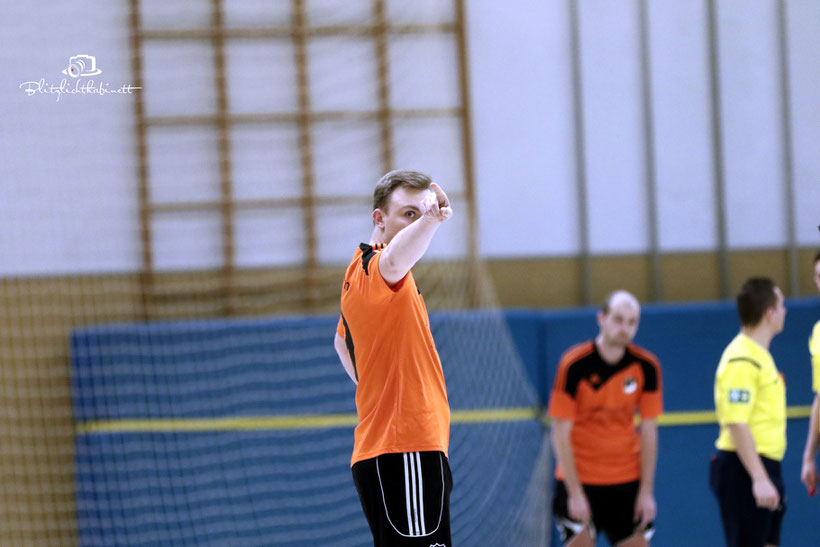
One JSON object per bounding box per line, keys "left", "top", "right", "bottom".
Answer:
{"left": 657, "top": 411, "right": 716, "bottom": 426}
{"left": 786, "top": 405, "right": 813, "bottom": 419}
{"left": 76, "top": 407, "right": 540, "bottom": 434}
{"left": 655, "top": 405, "right": 812, "bottom": 426}
{"left": 77, "top": 414, "right": 359, "bottom": 434}
{"left": 450, "top": 407, "right": 538, "bottom": 423}
{"left": 75, "top": 405, "right": 814, "bottom": 435}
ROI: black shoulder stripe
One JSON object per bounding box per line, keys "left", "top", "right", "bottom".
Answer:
{"left": 563, "top": 353, "right": 597, "bottom": 397}
{"left": 639, "top": 359, "right": 659, "bottom": 392}
{"left": 727, "top": 357, "right": 761, "bottom": 369}
{"left": 341, "top": 314, "right": 358, "bottom": 382}
{"left": 359, "top": 243, "right": 377, "bottom": 275}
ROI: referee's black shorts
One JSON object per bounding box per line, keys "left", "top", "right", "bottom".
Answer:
{"left": 709, "top": 449, "right": 786, "bottom": 547}
{"left": 352, "top": 451, "right": 452, "bottom": 547}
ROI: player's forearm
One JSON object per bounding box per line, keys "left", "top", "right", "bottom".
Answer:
{"left": 379, "top": 216, "right": 441, "bottom": 285}
{"left": 727, "top": 423, "right": 769, "bottom": 481}
{"left": 550, "top": 419, "right": 584, "bottom": 495}
{"left": 638, "top": 419, "right": 658, "bottom": 495}
{"left": 803, "top": 395, "right": 820, "bottom": 462}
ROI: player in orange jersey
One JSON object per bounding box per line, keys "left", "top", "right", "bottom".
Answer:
{"left": 334, "top": 170, "right": 453, "bottom": 546}
{"left": 548, "top": 291, "right": 663, "bottom": 546}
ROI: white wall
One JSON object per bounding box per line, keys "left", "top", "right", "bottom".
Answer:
{"left": 2, "top": 0, "right": 819, "bottom": 276}
{"left": 786, "top": 0, "right": 820, "bottom": 244}
{"left": 1, "top": 1, "right": 140, "bottom": 276}
{"left": 469, "top": 0, "right": 578, "bottom": 257}
{"left": 649, "top": 0, "right": 717, "bottom": 251}
{"left": 472, "top": 0, "right": 820, "bottom": 256}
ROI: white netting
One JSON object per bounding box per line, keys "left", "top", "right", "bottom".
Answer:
{"left": 2, "top": 1, "right": 549, "bottom": 545}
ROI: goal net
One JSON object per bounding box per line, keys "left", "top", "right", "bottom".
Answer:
{"left": 2, "top": 0, "right": 550, "bottom": 545}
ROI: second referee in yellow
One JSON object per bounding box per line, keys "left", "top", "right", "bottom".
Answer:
{"left": 710, "top": 277, "right": 787, "bottom": 547}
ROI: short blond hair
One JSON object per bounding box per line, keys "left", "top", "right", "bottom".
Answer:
{"left": 372, "top": 170, "right": 432, "bottom": 212}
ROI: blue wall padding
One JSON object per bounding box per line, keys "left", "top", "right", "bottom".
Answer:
{"left": 510, "top": 298, "right": 820, "bottom": 547}
{"left": 72, "top": 298, "right": 820, "bottom": 546}
{"left": 653, "top": 419, "right": 817, "bottom": 547}
{"left": 71, "top": 316, "right": 355, "bottom": 421}
{"left": 71, "top": 312, "right": 543, "bottom": 546}
{"left": 507, "top": 299, "right": 820, "bottom": 410}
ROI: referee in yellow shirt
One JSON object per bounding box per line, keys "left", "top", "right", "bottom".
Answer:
{"left": 711, "top": 278, "right": 787, "bottom": 547}
{"left": 800, "top": 250, "right": 820, "bottom": 495}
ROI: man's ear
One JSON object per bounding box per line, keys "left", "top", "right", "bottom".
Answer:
{"left": 372, "top": 209, "right": 385, "bottom": 228}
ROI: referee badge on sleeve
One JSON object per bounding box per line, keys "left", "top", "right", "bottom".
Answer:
{"left": 728, "top": 389, "right": 750, "bottom": 403}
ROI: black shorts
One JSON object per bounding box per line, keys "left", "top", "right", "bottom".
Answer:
{"left": 552, "top": 479, "right": 655, "bottom": 545}
{"left": 352, "top": 451, "right": 452, "bottom": 547}
{"left": 709, "top": 450, "right": 786, "bottom": 547}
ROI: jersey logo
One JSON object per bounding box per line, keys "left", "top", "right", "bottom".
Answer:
{"left": 623, "top": 377, "right": 637, "bottom": 394}
{"left": 728, "top": 389, "right": 750, "bottom": 403}
{"left": 343, "top": 281, "right": 350, "bottom": 291}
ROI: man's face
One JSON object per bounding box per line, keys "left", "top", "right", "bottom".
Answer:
{"left": 814, "top": 260, "right": 820, "bottom": 293}
{"left": 374, "top": 186, "right": 430, "bottom": 244}
{"left": 767, "top": 286, "right": 787, "bottom": 334}
{"left": 597, "top": 300, "right": 640, "bottom": 348}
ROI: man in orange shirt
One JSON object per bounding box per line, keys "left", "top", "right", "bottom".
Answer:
{"left": 334, "top": 170, "right": 453, "bottom": 546}
{"left": 548, "top": 291, "right": 663, "bottom": 546}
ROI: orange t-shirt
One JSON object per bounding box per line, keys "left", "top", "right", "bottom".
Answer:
{"left": 338, "top": 243, "right": 450, "bottom": 466}
{"left": 547, "top": 341, "right": 663, "bottom": 485}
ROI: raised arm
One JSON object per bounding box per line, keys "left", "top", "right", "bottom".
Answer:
{"left": 379, "top": 183, "right": 452, "bottom": 286}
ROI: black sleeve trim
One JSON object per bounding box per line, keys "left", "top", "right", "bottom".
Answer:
{"left": 359, "top": 243, "right": 376, "bottom": 275}
{"left": 727, "top": 357, "right": 761, "bottom": 370}
{"left": 563, "top": 360, "right": 592, "bottom": 398}
{"left": 640, "top": 359, "right": 659, "bottom": 392}
{"left": 341, "top": 313, "right": 358, "bottom": 382}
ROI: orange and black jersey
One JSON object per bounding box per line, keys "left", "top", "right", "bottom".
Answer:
{"left": 338, "top": 243, "right": 450, "bottom": 466}
{"left": 548, "top": 341, "right": 663, "bottom": 485}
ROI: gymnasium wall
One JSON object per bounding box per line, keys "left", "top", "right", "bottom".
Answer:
{"left": 3, "top": 0, "right": 820, "bottom": 278}
{"left": 3, "top": 1, "right": 820, "bottom": 544}
{"left": 70, "top": 299, "right": 820, "bottom": 546}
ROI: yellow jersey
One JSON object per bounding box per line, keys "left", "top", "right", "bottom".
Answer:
{"left": 714, "top": 333, "right": 786, "bottom": 461}
{"left": 810, "top": 319, "right": 820, "bottom": 393}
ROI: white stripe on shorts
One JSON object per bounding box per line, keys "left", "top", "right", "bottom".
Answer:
{"left": 415, "top": 452, "right": 426, "bottom": 535}
{"left": 409, "top": 452, "right": 420, "bottom": 535}
{"left": 403, "top": 453, "right": 413, "bottom": 536}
